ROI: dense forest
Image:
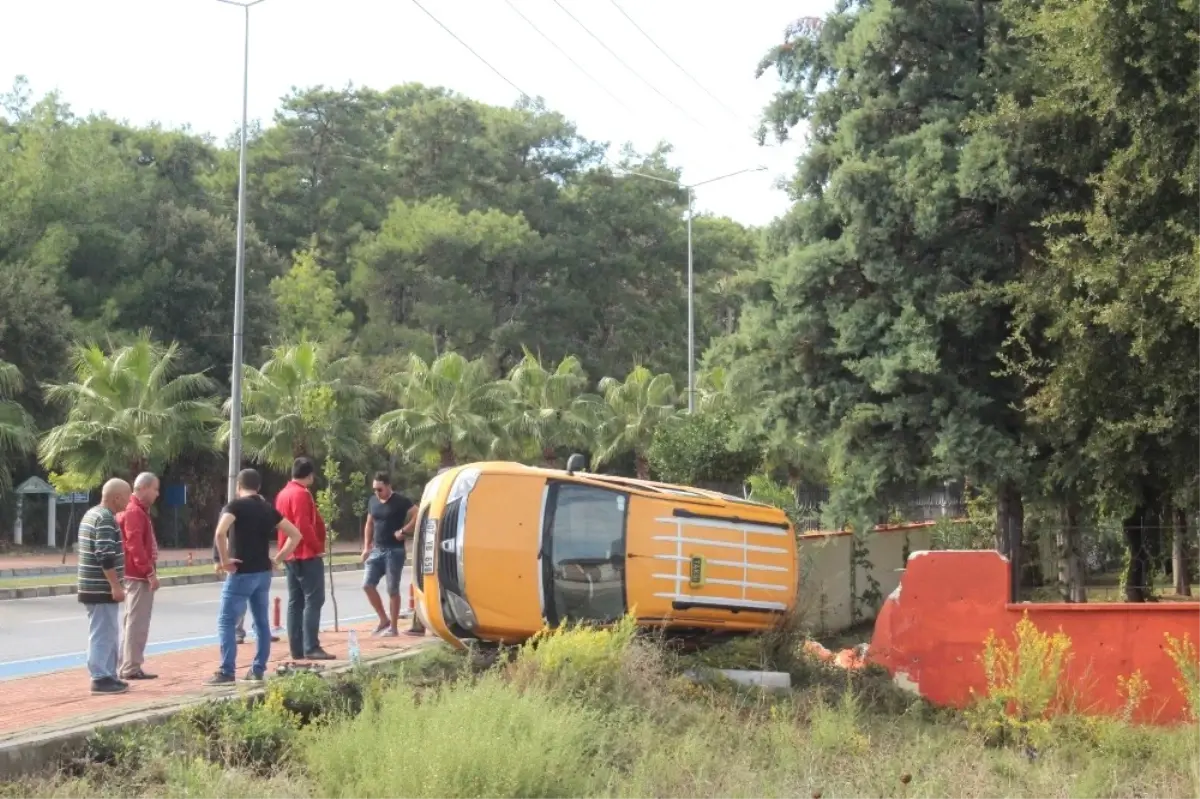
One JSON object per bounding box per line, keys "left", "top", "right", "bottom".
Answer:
{"left": 1, "top": 0, "right": 1196, "bottom": 603}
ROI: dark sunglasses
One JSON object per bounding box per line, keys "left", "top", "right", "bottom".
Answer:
{"left": 373, "top": 487, "right": 387, "bottom": 494}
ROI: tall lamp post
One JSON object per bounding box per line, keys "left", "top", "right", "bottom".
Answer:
{"left": 620, "top": 165, "right": 767, "bottom": 413}
{"left": 217, "top": 0, "right": 265, "bottom": 502}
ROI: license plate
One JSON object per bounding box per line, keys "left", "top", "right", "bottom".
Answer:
{"left": 422, "top": 518, "right": 437, "bottom": 575}
{"left": 689, "top": 554, "right": 707, "bottom": 589}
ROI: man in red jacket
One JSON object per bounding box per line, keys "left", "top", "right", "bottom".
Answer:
{"left": 117, "top": 472, "right": 160, "bottom": 680}
{"left": 276, "top": 457, "right": 333, "bottom": 660}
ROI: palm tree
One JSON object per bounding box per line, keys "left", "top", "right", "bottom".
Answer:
{"left": 371, "top": 352, "right": 508, "bottom": 470}
{"left": 505, "top": 349, "right": 599, "bottom": 467}
{"left": 39, "top": 334, "right": 220, "bottom": 481}
{"left": 219, "top": 342, "right": 376, "bottom": 471}
{"left": 595, "top": 366, "right": 679, "bottom": 479}
{"left": 0, "top": 360, "right": 37, "bottom": 496}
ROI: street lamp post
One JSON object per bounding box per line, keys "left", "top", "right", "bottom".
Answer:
{"left": 620, "top": 166, "right": 767, "bottom": 413}
{"left": 217, "top": 0, "right": 265, "bottom": 503}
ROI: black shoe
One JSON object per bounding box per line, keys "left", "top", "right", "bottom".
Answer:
{"left": 236, "top": 636, "right": 246, "bottom": 645}
{"left": 304, "top": 648, "right": 336, "bottom": 661}
{"left": 239, "top": 669, "right": 265, "bottom": 683}
{"left": 90, "top": 677, "right": 129, "bottom": 695}
{"left": 205, "top": 671, "right": 235, "bottom": 686}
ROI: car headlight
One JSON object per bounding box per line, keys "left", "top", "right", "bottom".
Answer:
{"left": 421, "top": 471, "right": 448, "bottom": 505}
{"left": 447, "top": 467, "right": 481, "bottom": 503}
{"left": 445, "top": 591, "right": 477, "bottom": 630}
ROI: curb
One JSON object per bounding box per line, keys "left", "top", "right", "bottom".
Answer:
{"left": 0, "top": 641, "right": 438, "bottom": 781}
{"left": 0, "top": 562, "right": 363, "bottom": 602}
{"left": 2, "top": 550, "right": 364, "bottom": 579}
{"left": 0, "top": 558, "right": 212, "bottom": 579}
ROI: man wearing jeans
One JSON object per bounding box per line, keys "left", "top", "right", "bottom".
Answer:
{"left": 276, "top": 457, "right": 333, "bottom": 660}
{"left": 361, "top": 472, "right": 416, "bottom": 636}
{"left": 77, "top": 479, "right": 132, "bottom": 695}
{"left": 206, "top": 469, "right": 302, "bottom": 684}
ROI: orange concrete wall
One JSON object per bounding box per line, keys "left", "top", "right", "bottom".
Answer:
{"left": 868, "top": 550, "right": 1200, "bottom": 724}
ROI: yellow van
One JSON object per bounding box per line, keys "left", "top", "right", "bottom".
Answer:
{"left": 412, "top": 460, "right": 798, "bottom": 649}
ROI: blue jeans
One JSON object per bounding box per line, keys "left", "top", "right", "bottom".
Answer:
{"left": 285, "top": 557, "right": 325, "bottom": 657}
{"left": 85, "top": 602, "right": 121, "bottom": 681}
{"left": 363, "top": 547, "right": 405, "bottom": 596}
{"left": 217, "top": 571, "right": 272, "bottom": 677}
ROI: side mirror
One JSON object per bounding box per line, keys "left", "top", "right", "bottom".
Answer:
{"left": 565, "top": 453, "right": 587, "bottom": 476}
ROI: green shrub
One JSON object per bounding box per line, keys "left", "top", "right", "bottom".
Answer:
{"left": 966, "top": 613, "right": 1073, "bottom": 748}
{"left": 304, "top": 674, "right": 610, "bottom": 798}
{"left": 515, "top": 615, "right": 639, "bottom": 694}
{"left": 647, "top": 409, "right": 762, "bottom": 486}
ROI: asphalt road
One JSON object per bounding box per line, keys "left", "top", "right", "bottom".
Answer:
{"left": 0, "top": 566, "right": 411, "bottom": 681}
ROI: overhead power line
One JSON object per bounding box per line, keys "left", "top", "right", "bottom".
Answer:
{"left": 408, "top": 0, "right": 529, "bottom": 99}
{"left": 502, "top": 0, "right": 636, "bottom": 115}
{"left": 549, "top": 0, "right": 709, "bottom": 130}
{"left": 607, "top": 0, "right": 742, "bottom": 123}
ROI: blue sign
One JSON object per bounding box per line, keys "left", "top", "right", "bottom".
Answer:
{"left": 55, "top": 492, "right": 90, "bottom": 504}
{"left": 164, "top": 483, "right": 187, "bottom": 507}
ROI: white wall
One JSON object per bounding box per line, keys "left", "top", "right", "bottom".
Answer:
{"left": 795, "top": 525, "right": 933, "bottom": 634}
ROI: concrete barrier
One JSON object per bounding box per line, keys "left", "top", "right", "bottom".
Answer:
{"left": 870, "top": 550, "right": 1200, "bottom": 724}
{"left": 796, "top": 522, "right": 935, "bottom": 633}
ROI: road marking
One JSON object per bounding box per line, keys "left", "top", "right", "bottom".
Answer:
{"left": 25, "top": 616, "right": 79, "bottom": 624}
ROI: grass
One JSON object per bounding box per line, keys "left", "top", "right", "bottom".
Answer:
{"left": 0, "top": 555, "right": 363, "bottom": 589}
{"left": 1, "top": 623, "right": 1197, "bottom": 799}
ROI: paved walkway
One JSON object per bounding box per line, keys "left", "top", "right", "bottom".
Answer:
{"left": 0, "top": 620, "right": 432, "bottom": 740}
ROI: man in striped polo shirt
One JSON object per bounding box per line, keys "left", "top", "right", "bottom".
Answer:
{"left": 77, "top": 478, "right": 132, "bottom": 695}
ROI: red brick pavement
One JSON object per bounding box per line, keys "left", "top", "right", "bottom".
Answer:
{"left": 0, "top": 621, "right": 433, "bottom": 739}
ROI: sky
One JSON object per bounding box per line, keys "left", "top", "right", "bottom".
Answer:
{"left": 0, "top": 0, "right": 828, "bottom": 227}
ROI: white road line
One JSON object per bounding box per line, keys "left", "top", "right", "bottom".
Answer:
{"left": 26, "top": 616, "right": 79, "bottom": 624}
{"left": 0, "top": 633, "right": 216, "bottom": 667}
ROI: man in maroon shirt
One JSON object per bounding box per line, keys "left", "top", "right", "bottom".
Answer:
{"left": 117, "top": 472, "right": 160, "bottom": 680}
{"left": 276, "top": 457, "right": 333, "bottom": 660}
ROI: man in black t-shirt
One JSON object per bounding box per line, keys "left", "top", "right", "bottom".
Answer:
{"left": 206, "top": 469, "right": 302, "bottom": 684}
{"left": 361, "top": 472, "right": 416, "bottom": 636}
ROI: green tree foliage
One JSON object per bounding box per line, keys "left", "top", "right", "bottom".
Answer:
{"left": 38, "top": 334, "right": 220, "bottom": 481}
{"left": 0, "top": 360, "right": 36, "bottom": 495}
{"left": 270, "top": 246, "right": 354, "bottom": 353}
{"left": 981, "top": 0, "right": 1199, "bottom": 599}
{"left": 504, "top": 350, "right": 597, "bottom": 467}
{"left": 351, "top": 197, "right": 542, "bottom": 365}
{"left": 729, "top": 0, "right": 1030, "bottom": 538}
{"left": 371, "top": 352, "right": 508, "bottom": 470}
{"left": 222, "top": 342, "right": 376, "bottom": 472}
{"left": 595, "top": 366, "right": 679, "bottom": 479}
{"left": 647, "top": 409, "right": 762, "bottom": 488}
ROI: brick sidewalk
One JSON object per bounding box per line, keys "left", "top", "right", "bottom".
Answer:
{"left": 0, "top": 621, "right": 433, "bottom": 741}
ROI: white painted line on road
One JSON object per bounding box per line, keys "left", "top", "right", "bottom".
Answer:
{"left": 26, "top": 616, "right": 78, "bottom": 624}
{"left": 0, "top": 613, "right": 381, "bottom": 672}
{"left": 0, "top": 633, "right": 215, "bottom": 667}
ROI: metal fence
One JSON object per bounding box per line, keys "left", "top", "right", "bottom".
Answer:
{"left": 975, "top": 523, "right": 1199, "bottom": 604}
{"left": 697, "top": 482, "right": 967, "bottom": 533}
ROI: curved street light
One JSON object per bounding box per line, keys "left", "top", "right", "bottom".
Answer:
{"left": 617, "top": 165, "right": 768, "bottom": 413}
